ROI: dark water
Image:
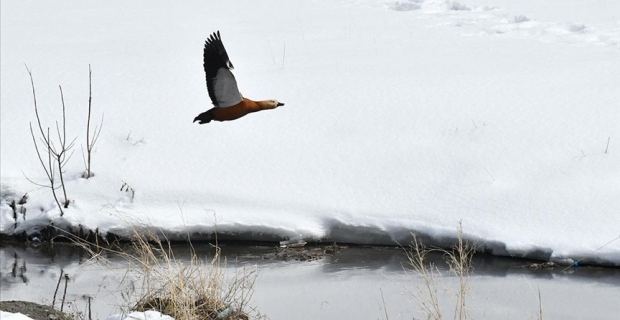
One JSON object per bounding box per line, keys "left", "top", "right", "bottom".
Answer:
{"left": 2, "top": 242, "right": 620, "bottom": 319}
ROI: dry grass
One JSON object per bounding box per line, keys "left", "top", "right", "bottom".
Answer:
{"left": 403, "top": 222, "right": 474, "bottom": 320}
{"left": 445, "top": 225, "right": 474, "bottom": 320}
{"left": 403, "top": 236, "right": 442, "bottom": 320}
{"left": 77, "top": 227, "right": 263, "bottom": 320}
{"left": 393, "top": 222, "right": 549, "bottom": 320}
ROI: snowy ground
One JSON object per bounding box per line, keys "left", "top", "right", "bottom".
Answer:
{"left": 1, "top": 0, "right": 619, "bottom": 266}
{"left": 0, "top": 311, "right": 32, "bottom": 320}
{"left": 1, "top": 310, "right": 171, "bottom": 320}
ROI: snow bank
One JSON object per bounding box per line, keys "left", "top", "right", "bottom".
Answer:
{"left": 106, "top": 311, "right": 174, "bottom": 320}
{"left": 0, "top": 310, "right": 173, "bottom": 320}
{"left": 0, "top": 311, "right": 35, "bottom": 320}
{"left": 1, "top": 0, "right": 619, "bottom": 265}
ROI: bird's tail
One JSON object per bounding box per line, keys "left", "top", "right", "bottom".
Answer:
{"left": 193, "top": 109, "right": 215, "bottom": 124}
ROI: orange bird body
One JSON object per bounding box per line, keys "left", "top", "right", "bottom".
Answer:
{"left": 194, "top": 31, "right": 284, "bottom": 124}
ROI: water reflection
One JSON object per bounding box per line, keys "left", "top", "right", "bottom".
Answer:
{"left": 2, "top": 242, "right": 620, "bottom": 320}
{"left": 8, "top": 252, "right": 27, "bottom": 284}
{"left": 2, "top": 242, "right": 620, "bottom": 293}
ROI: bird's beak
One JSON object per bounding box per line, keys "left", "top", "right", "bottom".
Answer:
{"left": 277, "top": 102, "right": 285, "bottom": 107}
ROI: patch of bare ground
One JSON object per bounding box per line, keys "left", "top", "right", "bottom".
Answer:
{"left": 0, "top": 300, "right": 74, "bottom": 320}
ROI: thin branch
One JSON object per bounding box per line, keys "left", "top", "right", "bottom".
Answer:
{"left": 66, "top": 145, "right": 77, "bottom": 162}
{"left": 47, "top": 128, "right": 64, "bottom": 215}
{"left": 281, "top": 41, "right": 286, "bottom": 69}
{"left": 90, "top": 115, "right": 104, "bottom": 149}
{"left": 83, "top": 65, "right": 102, "bottom": 179}
{"left": 30, "top": 123, "right": 53, "bottom": 181}
{"left": 86, "top": 65, "right": 93, "bottom": 178}
{"left": 86, "top": 65, "right": 92, "bottom": 151}
{"left": 52, "top": 269, "right": 64, "bottom": 309}
{"left": 538, "top": 288, "right": 543, "bottom": 320}
{"left": 54, "top": 121, "right": 63, "bottom": 154}
{"left": 56, "top": 85, "right": 71, "bottom": 208}
{"left": 380, "top": 288, "right": 389, "bottom": 320}
{"left": 605, "top": 137, "right": 610, "bottom": 153}
{"left": 59, "top": 85, "right": 68, "bottom": 150}
{"left": 26, "top": 67, "right": 72, "bottom": 215}
{"left": 22, "top": 171, "right": 53, "bottom": 188}
{"left": 26, "top": 65, "right": 50, "bottom": 146}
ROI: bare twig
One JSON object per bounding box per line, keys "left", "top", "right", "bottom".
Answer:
{"left": 88, "top": 295, "right": 93, "bottom": 320}
{"left": 26, "top": 66, "right": 76, "bottom": 214}
{"left": 538, "top": 288, "right": 543, "bottom": 320}
{"left": 380, "top": 288, "right": 389, "bottom": 320}
{"left": 56, "top": 85, "right": 75, "bottom": 208}
{"left": 29, "top": 123, "right": 64, "bottom": 214}
{"left": 52, "top": 269, "right": 64, "bottom": 309}
{"left": 83, "top": 65, "right": 104, "bottom": 179}
{"left": 61, "top": 273, "right": 69, "bottom": 312}
{"left": 281, "top": 41, "right": 286, "bottom": 69}
{"left": 562, "top": 235, "right": 620, "bottom": 271}
{"left": 85, "top": 65, "right": 93, "bottom": 177}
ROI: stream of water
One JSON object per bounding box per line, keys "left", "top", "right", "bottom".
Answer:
{"left": 1, "top": 243, "right": 619, "bottom": 319}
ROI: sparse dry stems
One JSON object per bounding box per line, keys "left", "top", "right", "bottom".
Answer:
{"left": 130, "top": 234, "right": 258, "bottom": 319}
{"left": 444, "top": 223, "right": 474, "bottom": 320}
{"left": 404, "top": 236, "right": 442, "bottom": 320}
{"left": 26, "top": 66, "right": 76, "bottom": 215}
{"left": 405, "top": 223, "right": 474, "bottom": 320}
{"left": 73, "top": 226, "right": 261, "bottom": 320}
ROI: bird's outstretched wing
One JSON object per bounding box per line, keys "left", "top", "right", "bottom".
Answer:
{"left": 204, "top": 31, "right": 242, "bottom": 108}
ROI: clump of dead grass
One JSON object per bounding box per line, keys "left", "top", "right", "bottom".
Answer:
{"left": 78, "top": 227, "right": 263, "bottom": 320}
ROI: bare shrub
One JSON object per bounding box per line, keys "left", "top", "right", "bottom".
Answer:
{"left": 26, "top": 66, "right": 76, "bottom": 216}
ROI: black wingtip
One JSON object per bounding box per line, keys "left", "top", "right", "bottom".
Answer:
{"left": 204, "top": 31, "right": 235, "bottom": 106}
{"left": 194, "top": 110, "right": 214, "bottom": 124}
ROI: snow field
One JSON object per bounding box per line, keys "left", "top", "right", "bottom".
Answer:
{"left": 1, "top": 0, "right": 619, "bottom": 265}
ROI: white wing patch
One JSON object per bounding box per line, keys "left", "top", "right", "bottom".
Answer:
{"left": 213, "top": 68, "right": 243, "bottom": 108}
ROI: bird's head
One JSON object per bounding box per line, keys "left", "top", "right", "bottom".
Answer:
{"left": 262, "top": 99, "right": 285, "bottom": 109}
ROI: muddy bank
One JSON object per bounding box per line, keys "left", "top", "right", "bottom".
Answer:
{"left": 0, "top": 300, "right": 74, "bottom": 320}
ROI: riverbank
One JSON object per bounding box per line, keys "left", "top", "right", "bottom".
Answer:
{"left": 1, "top": 301, "right": 73, "bottom": 320}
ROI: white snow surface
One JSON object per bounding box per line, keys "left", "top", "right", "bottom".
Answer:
{"left": 106, "top": 311, "right": 174, "bottom": 320}
{"left": 0, "top": 311, "right": 36, "bottom": 320}
{"left": 0, "top": 310, "right": 172, "bottom": 320}
{"left": 1, "top": 0, "right": 619, "bottom": 265}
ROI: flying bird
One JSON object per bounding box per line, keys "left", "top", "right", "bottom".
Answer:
{"left": 194, "top": 31, "right": 285, "bottom": 124}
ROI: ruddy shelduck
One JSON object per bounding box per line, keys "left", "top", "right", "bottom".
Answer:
{"left": 193, "top": 31, "right": 284, "bottom": 124}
